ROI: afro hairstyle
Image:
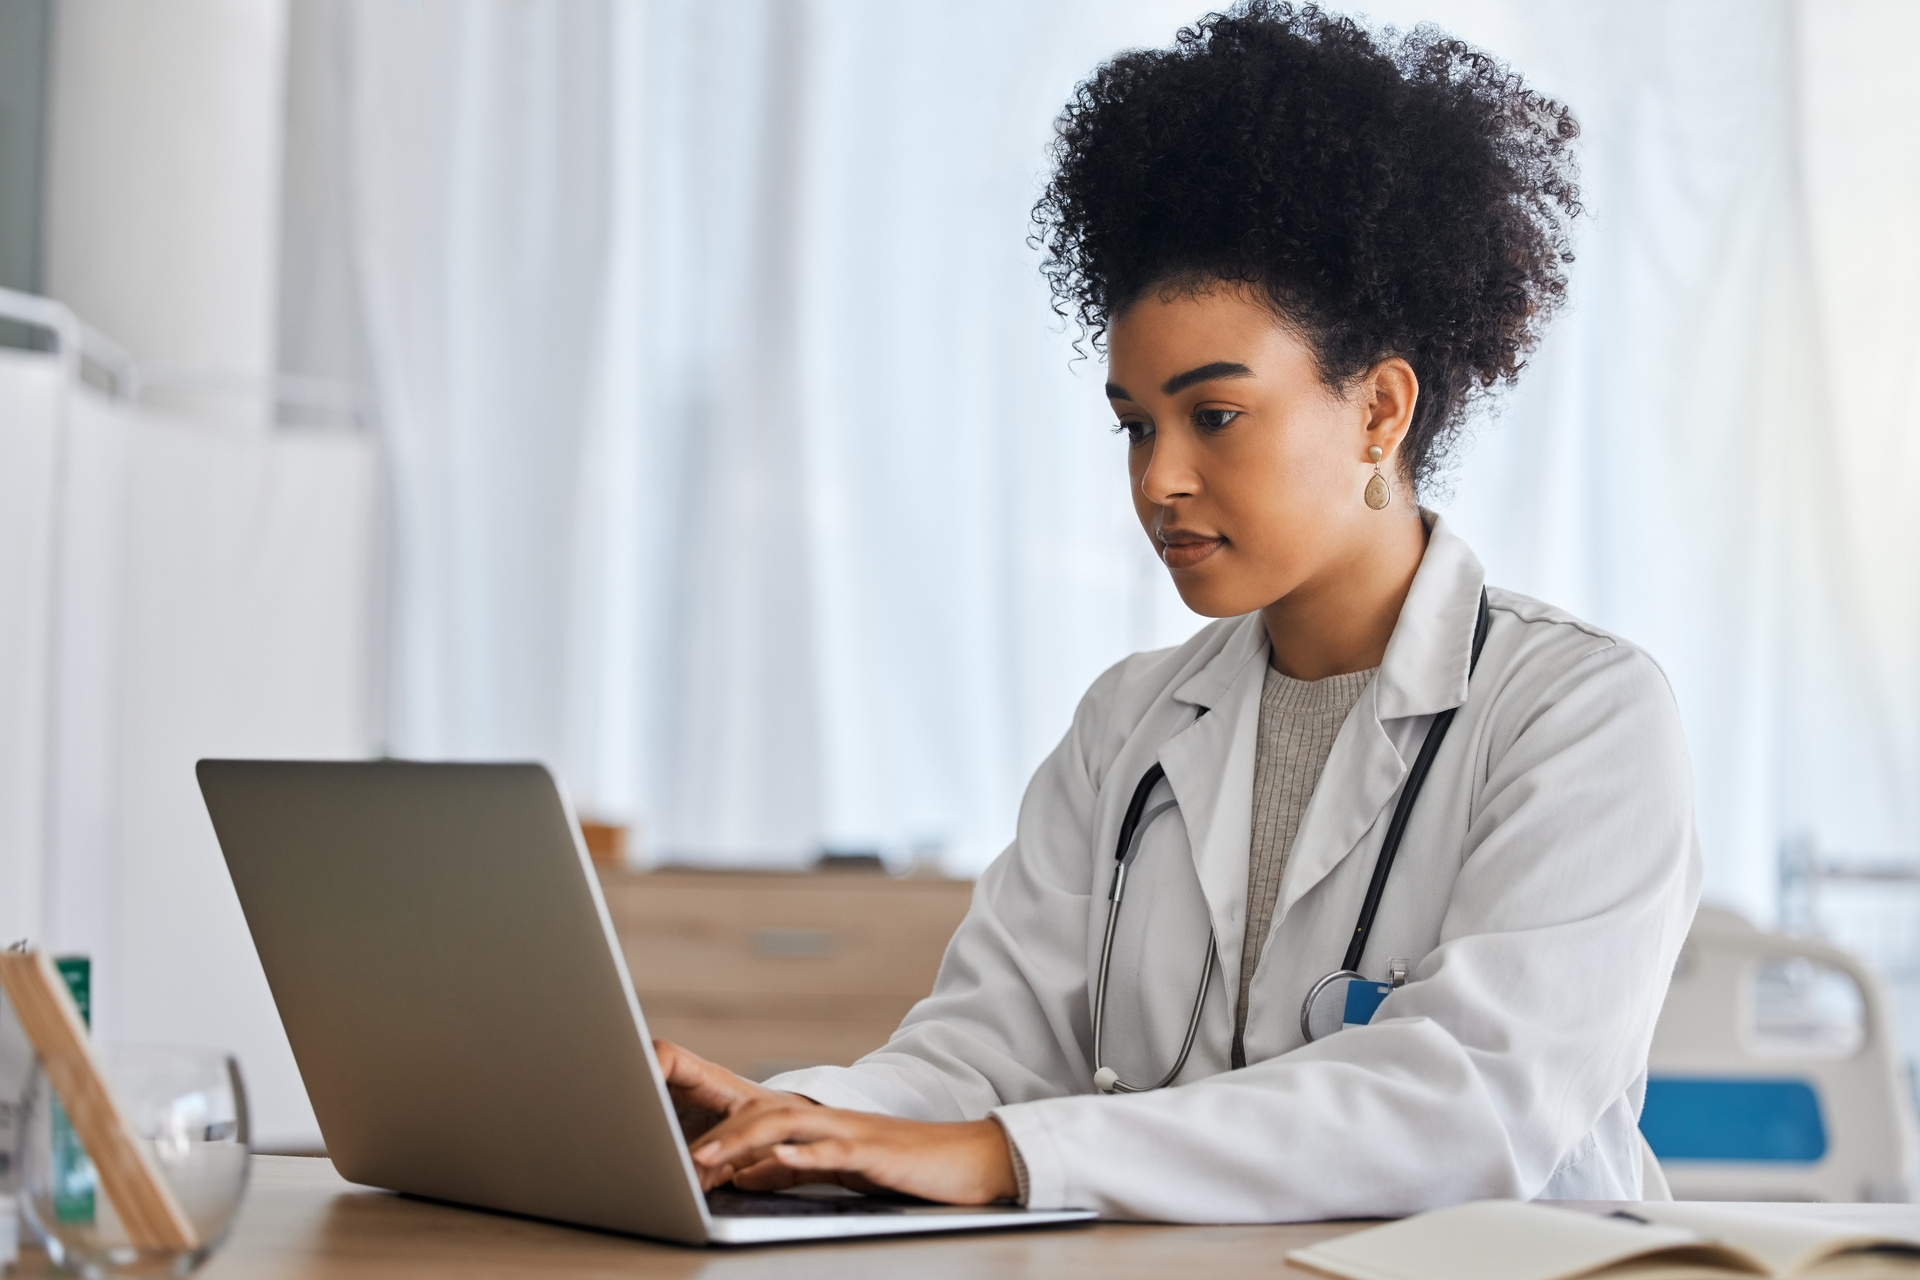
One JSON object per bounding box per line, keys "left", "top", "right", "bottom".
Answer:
{"left": 1033, "top": 1, "right": 1582, "bottom": 490}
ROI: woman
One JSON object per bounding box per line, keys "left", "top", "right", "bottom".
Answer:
{"left": 659, "top": 1, "right": 1700, "bottom": 1221}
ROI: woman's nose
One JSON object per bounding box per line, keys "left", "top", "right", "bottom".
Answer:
{"left": 1140, "top": 436, "right": 1199, "bottom": 505}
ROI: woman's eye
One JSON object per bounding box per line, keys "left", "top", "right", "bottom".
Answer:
{"left": 1194, "top": 408, "right": 1241, "bottom": 432}
{"left": 1113, "top": 420, "right": 1153, "bottom": 445}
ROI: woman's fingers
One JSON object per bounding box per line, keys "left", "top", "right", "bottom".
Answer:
{"left": 731, "top": 1154, "right": 885, "bottom": 1195}
{"left": 729, "top": 1155, "right": 806, "bottom": 1191}
{"left": 655, "top": 1041, "right": 840, "bottom": 1179}
{"left": 690, "top": 1107, "right": 1017, "bottom": 1205}
{"left": 692, "top": 1103, "right": 845, "bottom": 1172}
{"left": 695, "top": 1107, "right": 888, "bottom": 1193}
{"left": 771, "top": 1137, "right": 860, "bottom": 1169}
{"left": 654, "top": 1039, "right": 758, "bottom": 1116}
{"left": 684, "top": 1090, "right": 838, "bottom": 1188}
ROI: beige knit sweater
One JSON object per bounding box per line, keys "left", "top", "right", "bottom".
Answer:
{"left": 1232, "top": 663, "right": 1377, "bottom": 1067}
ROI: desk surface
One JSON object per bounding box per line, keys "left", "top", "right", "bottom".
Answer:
{"left": 11, "top": 1156, "right": 1366, "bottom": 1279}
{"left": 15, "top": 1157, "right": 1920, "bottom": 1279}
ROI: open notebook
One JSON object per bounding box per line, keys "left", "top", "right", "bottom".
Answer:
{"left": 1289, "top": 1201, "right": 1920, "bottom": 1280}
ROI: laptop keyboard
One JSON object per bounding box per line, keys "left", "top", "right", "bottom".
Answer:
{"left": 706, "top": 1187, "right": 912, "bottom": 1217}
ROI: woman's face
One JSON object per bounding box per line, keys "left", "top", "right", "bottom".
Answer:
{"left": 1106, "top": 285, "right": 1413, "bottom": 619}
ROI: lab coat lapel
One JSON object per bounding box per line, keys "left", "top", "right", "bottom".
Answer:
{"left": 1157, "top": 615, "right": 1268, "bottom": 1019}
{"left": 1272, "top": 686, "right": 1410, "bottom": 927}
{"left": 1274, "top": 514, "right": 1488, "bottom": 925}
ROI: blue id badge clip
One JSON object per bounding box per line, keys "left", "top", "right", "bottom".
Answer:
{"left": 1342, "top": 957, "right": 1411, "bottom": 1030}
{"left": 1342, "top": 979, "right": 1393, "bottom": 1029}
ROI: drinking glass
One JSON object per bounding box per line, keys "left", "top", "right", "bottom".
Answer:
{"left": 15, "top": 1046, "right": 249, "bottom": 1277}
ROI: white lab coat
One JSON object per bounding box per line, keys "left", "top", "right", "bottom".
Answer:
{"left": 769, "top": 514, "right": 1701, "bottom": 1221}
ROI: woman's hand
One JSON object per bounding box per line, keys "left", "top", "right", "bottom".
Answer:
{"left": 653, "top": 1038, "right": 1019, "bottom": 1204}
{"left": 654, "top": 1038, "right": 819, "bottom": 1181}
{"left": 690, "top": 1100, "right": 1020, "bottom": 1206}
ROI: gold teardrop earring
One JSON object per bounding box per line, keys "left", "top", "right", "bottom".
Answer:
{"left": 1364, "top": 446, "right": 1391, "bottom": 510}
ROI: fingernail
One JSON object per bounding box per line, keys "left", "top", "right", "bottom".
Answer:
{"left": 694, "top": 1143, "right": 718, "bottom": 1163}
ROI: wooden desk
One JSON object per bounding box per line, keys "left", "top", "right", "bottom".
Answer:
{"left": 16, "top": 1157, "right": 1920, "bottom": 1278}
{"left": 10, "top": 1156, "right": 1371, "bottom": 1278}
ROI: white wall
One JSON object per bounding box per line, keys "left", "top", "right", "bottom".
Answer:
{"left": 0, "top": 332, "right": 375, "bottom": 1152}
{"left": 0, "top": 348, "right": 62, "bottom": 947}
{"left": 104, "top": 407, "right": 372, "bottom": 1149}
{"left": 42, "top": 0, "right": 287, "bottom": 385}
{"left": 14, "top": 0, "right": 371, "bottom": 1150}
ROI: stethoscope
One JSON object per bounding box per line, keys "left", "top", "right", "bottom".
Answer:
{"left": 1091, "top": 590, "right": 1491, "bottom": 1094}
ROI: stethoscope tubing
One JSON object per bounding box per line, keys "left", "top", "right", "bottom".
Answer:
{"left": 1093, "top": 793, "right": 1212, "bottom": 1093}
{"left": 1094, "top": 893, "right": 1215, "bottom": 1093}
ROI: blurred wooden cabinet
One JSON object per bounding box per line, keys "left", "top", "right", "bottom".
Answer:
{"left": 596, "top": 868, "right": 975, "bottom": 1081}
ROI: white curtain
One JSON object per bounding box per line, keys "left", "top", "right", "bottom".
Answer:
{"left": 282, "top": 0, "right": 1920, "bottom": 908}
{"left": 282, "top": 0, "right": 1207, "bottom": 872}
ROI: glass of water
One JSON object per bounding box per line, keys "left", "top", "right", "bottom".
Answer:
{"left": 16, "top": 1046, "right": 250, "bottom": 1277}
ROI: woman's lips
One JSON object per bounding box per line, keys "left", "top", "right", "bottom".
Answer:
{"left": 1159, "top": 534, "right": 1225, "bottom": 570}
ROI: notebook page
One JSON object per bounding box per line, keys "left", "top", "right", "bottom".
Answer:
{"left": 1287, "top": 1202, "right": 1723, "bottom": 1280}
{"left": 1635, "top": 1205, "right": 1920, "bottom": 1277}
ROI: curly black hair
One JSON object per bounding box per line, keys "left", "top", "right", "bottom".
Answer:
{"left": 1033, "top": 1, "right": 1581, "bottom": 491}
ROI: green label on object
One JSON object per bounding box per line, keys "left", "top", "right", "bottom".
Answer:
{"left": 54, "top": 957, "right": 89, "bottom": 1027}
{"left": 52, "top": 955, "right": 95, "bottom": 1225}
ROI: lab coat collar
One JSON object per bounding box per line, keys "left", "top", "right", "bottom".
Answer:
{"left": 1370, "top": 512, "right": 1486, "bottom": 722}
{"left": 1169, "top": 608, "right": 1268, "bottom": 714}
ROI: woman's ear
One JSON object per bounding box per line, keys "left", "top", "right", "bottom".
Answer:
{"left": 1361, "top": 358, "right": 1419, "bottom": 473}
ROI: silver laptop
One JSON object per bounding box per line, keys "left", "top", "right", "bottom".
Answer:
{"left": 196, "top": 759, "right": 1095, "bottom": 1245}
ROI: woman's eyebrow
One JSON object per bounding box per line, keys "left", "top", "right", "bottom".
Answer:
{"left": 1104, "top": 382, "right": 1133, "bottom": 401}
{"left": 1162, "top": 361, "right": 1254, "bottom": 395}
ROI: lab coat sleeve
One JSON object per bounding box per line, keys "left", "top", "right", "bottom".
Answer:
{"left": 761, "top": 662, "right": 1122, "bottom": 1121}
{"left": 990, "top": 641, "right": 1701, "bottom": 1220}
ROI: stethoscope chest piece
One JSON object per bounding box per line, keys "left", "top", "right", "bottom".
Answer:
{"left": 1299, "top": 958, "right": 1408, "bottom": 1042}
{"left": 1300, "top": 968, "right": 1368, "bottom": 1042}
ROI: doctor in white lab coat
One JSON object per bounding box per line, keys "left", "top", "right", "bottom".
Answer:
{"left": 658, "top": 4, "right": 1702, "bottom": 1221}
{"left": 763, "top": 509, "right": 1699, "bottom": 1218}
